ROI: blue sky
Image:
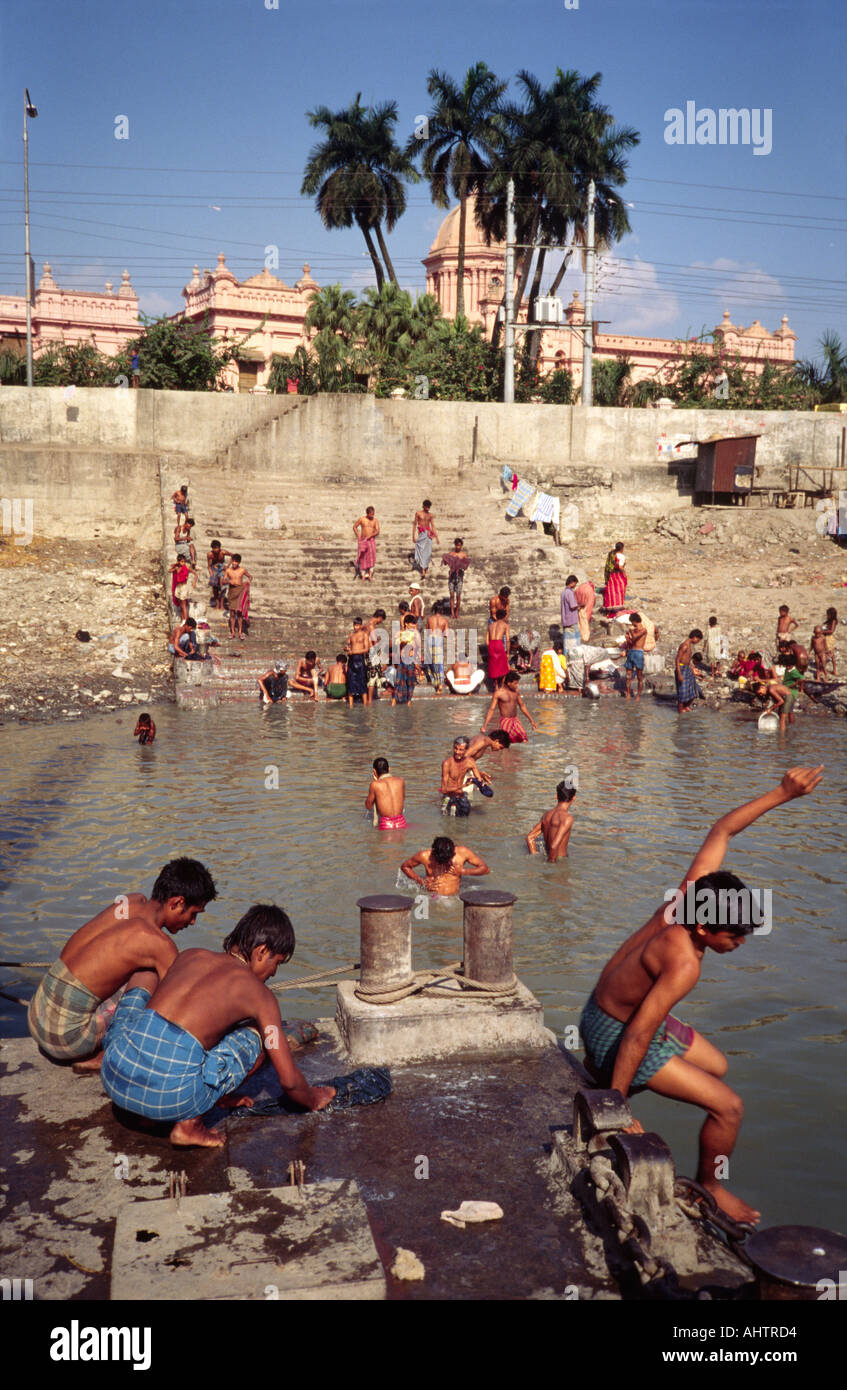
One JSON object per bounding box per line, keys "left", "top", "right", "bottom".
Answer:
{"left": 1, "top": 0, "right": 844, "bottom": 358}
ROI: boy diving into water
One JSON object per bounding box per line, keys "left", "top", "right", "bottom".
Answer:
{"left": 580, "top": 766, "right": 823, "bottom": 1225}
{"left": 101, "top": 905, "right": 335, "bottom": 1148}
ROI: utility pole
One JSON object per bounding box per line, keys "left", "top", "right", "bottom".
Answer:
{"left": 23, "top": 89, "right": 38, "bottom": 388}
{"left": 503, "top": 176, "right": 515, "bottom": 404}
{"left": 580, "top": 178, "right": 596, "bottom": 407}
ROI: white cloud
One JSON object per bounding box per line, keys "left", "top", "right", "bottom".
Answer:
{"left": 593, "top": 254, "right": 681, "bottom": 335}
{"left": 137, "top": 291, "right": 174, "bottom": 318}
{"left": 690, "top": 258, "right": 787, "bottom": 325}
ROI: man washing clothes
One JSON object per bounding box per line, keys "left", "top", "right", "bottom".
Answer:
{"left": 101, "top": 905, "right": 335, "bottom": 1148}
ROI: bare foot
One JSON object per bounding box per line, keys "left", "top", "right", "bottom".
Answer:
{"left": 217, "top": 1095, "right": 254, "bottom": 1111}
{"left": 72, "top": 1054, "right": 103, "bottom": 1074}
{"left": 170, "top": 1118, "right": 225, "bottom": 1148}
{"left": 703, "top": 1179, "right": 760, "bottom": 1225}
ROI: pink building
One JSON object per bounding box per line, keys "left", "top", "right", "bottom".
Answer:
{"left": 177, "top": 255, "right": 321, "bottom": 391}
{"left": 423, "top": 203, "right": 796, "bottom": 388}
{"left": 0, "top": 263, "right": 139, "bottom": 358}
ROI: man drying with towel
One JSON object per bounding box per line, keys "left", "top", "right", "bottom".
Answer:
{"left": 28, "top": 858, "right": 217, "bottom": 1071}
{"left": 101, "top": 905, "right": 335, "bottom": 1147}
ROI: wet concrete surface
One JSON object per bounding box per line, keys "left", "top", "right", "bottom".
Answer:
{"left": 1, "top": 1028, "right": 620, "bottom": 1301}
{"left": 1, "top": 1027, "right": 749, "bottom": 1301}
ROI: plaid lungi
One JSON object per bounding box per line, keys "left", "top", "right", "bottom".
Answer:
{"left": 579, "top": 991, "right": 694, "bottom": 1088}
{"left": 101, "top": 988, "right": 262, "bottom": 1121}
{"left": 676, "top": 663, "right": 698, "bottom": 704}
{"left": 28, "top": 958, "right": 103, "bottom": 1061}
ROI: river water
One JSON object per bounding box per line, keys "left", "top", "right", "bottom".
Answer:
{"left": 1, "top": 696, "right": 844, "bottom": 1232}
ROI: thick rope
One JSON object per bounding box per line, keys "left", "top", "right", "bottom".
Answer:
{"left": 354, "top": 961, "right": 518, "bottom": 1005}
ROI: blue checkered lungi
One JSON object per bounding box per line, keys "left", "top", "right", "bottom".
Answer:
{"left": 101, "top": 987, "right": 262, "bottom": 1121}
{"left": 579, "top": 992, "right": 693, "bottom": 1088}
{"left": 676, "top": 663, "right": 698, "bottom": 703}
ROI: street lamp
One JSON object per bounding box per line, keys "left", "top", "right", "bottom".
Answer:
{"left": 24, "top": 88, "right": 38, "bottom": 387}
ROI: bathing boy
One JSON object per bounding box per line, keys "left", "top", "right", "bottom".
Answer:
{"left": 101, "top": 905, "right": 335, "bottom": 1148}
{"left": 28, "top": 858, "right": 216, "bottom": 1069}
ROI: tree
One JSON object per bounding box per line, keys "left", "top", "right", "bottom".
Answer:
{"left": 592, "top": 357, "right": 633, "bottom": 406}
{"left": 304, "top": 284, "right": 358, "bottom": 342}
{"left": 0, "top": 348, "right": 27, "bottom": 384}
{"left": 403, "top": 317, "right": 500, "bottom": 401}
{"left": 539, "top": 366, "right": 574, "bottom": 404}
{"left": 411, "top": 63, "right": 507, "bottom": 318}
{"left": 479, "top": 69, "right": 638, "bottom": 366}
{"left": 32, "top": 339, "right": 116, "bottom": 387}
{"left": 302, "top": 95, "right": 418, "bottom": 290}
{"left": 115, "top": 313, "right": 248, "bottom": 391}
{"left": 797, "top": 331, "right": 847, "bottom": 404}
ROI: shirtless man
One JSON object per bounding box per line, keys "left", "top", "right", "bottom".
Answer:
{"left": 408, "top": 583, "right": 424, "bottom": 622}
{"left": 442, "top": 538, "right": 470, "bottom": 619}
{"left": 465, "top": 730, "right": 511, "bottom": 759}
{"left": 345, "top": 617, "right": 370, "bottom": 706}
{"left": 224, "top": 555, "right": 252, "bottom": 640}
{"left": 526, "top": 781, "right": 577, "bottom": 860}
{"left": 488, "top": 586, "right": 511, "bottom": 626}
{"left": 624, "top": 612, "right": 648, "bottom": 701}
{"left": 481, "top": 669, "right": 539, "bottom": 743}
{"left": 289, "top": 650, "right": 322, "bottom": 701}
{"left": 365, "top": 757, "right": 407, "bottom": 829}
{"left": 353, "top": 506, "right": 380, "bottom": 581}
{"left": 675, "top": 630, "right": 703, "bottom": 713}
{"left": 580, "top": 766, "right": 823, "bottom": 1224}
{"left": 28, "top": 858, "right": 216, "bottom": 1071}
{"left": 169, "top": 616, "right": 206, "bottom": 661}
{"left": 412, "top": 500, "right": 439, "bottom": 579}
{"left": 424, "top": 604, "right": 450, "bottom": 693}
{"left": 401, "top": 837, "right": 490, "bottom": 897}
{"left": 440, "top": 736, "right": 491, "bottom": 817}
{"left": 753, "top": 678, "right": 795, "bottom": 733}
{"left": 257, "top": 661, "right": 288, "bottom": 705}
{"left": 101, "top": 904, "right": 335, "bottom": 1148}
{"left": 324, "top": 654, "right": 348, "bottom": 702}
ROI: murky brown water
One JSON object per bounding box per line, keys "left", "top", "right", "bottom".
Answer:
{"left": 1, "top": 696, "right": 844, "bottom": 1231}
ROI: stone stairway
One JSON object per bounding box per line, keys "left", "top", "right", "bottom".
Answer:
{"left": 159, "top": 442, "right": 576, "bottom": 707}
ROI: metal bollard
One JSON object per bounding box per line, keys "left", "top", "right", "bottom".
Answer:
{"left": 608, "top": 1132, "right": 675, "bottom": 1223}
{"left": 460, "top": 888, "right": 516, "bottom": 986}
{"left": 356, "top": 894, "right": 414, "bottom": 998}
{"left": 744, "top": 1225, "right": 847, "bottom": 1301}
{"left": 573, "top": 1089, "right": 632, "bottom": 1152}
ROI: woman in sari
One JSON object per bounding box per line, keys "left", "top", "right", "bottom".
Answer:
{"left": 604, "top": 540, "right": 625, "bottom": 585}
{"left": 603, "top": 548, "right": 628, "bottom": 610}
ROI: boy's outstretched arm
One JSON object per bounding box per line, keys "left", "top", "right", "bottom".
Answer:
{"left": 680, "top": 766, "right": 823, "bottom": 890}
{"left": 255, "top": 991, "right": 333, "bottom": 1111}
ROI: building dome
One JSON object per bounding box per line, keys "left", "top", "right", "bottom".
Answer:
{"left": 427, "top": 200, "right": 502, "bottom": 256}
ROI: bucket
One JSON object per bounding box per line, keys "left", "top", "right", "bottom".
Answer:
{"left": 758, "top": 710, "right": 779, "bottom": 732}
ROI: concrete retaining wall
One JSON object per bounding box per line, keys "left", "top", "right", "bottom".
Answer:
{"left": 1, "top": 388, "right": 842, "bottom": 539}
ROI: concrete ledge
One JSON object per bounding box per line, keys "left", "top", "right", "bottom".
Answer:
{"left": 111, "top": 1179, "right": 385, "bottom": 1301}
{"left": 335, "top": 978, "right": 554, "bottom": 1064}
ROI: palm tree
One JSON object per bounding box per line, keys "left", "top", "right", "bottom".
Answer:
{"left": 479, "top": 69, "right": 638, "bottom": 366}
{"left": 302, "top": 95, "right": 418, "bottom": 290}
{"left": 357, "top": 282, "right": 417, "bottom": 369}
{"left": 411, "top": 63, "right": 507, "bottom": 318}
{"left": 305, "top": 284, "right": 358, "bottom": 341}
{"left": 798, "top": 331, "right": 847, "bottom": 404}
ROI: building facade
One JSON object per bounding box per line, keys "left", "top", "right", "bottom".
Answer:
{"left": 0, "top": 263, "right": 139, "bottom": 359}
{"left": 0, "top": 205, "right": 796, "bottom": 393}
{"left": 422, "top": 202, "right": 796, "bottom": 389}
